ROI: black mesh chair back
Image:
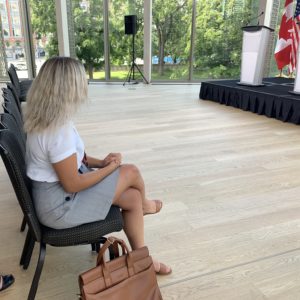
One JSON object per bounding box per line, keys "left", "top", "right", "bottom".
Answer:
{"left": 3, "top": 83, "right": 22, "bottom": 113}
{"left": 2, "top": 97, "right": 24, "bottom": 130}
{"left": 7, "top": 63, "right": 32, "bottom": 102}
{"left": 0, "top": 113, "right": 26, "bottom": 153}
{"left": 7, "top": 64, "right": 21, "bottom": 96}
{"left": 0, "top": 130, "right": 41, "bottom": 242}
{"left": 0, "top": 112, "right": 27, "bottom": 232}
{"left": 1, "top": 88, "right": 27, "bottom": 231}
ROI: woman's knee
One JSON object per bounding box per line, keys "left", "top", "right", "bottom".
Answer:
{"left": 119, "top": 164, "right": 140, "bottom": 181}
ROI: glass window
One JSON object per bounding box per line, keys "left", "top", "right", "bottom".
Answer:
{"left": 72, "top": 0, "right": 104, "bottom": 80}
{"left": 23, "top": 0, "right": 274, "bottom": 83}
{"left": 29, "top": 0, "right": 58, "bottom": 73}
{"left": 2, "top": 0, "right": 29, "bottom": 78}
{"left": 151, "top": 0, "right": 192, "bottom": 81}
{"left": 109, "top": 1, "right": 144, "bottom": 81}
{"left": 10, "top": 2, "right": 19, "bottom": 12}
{"left": 12, "top": 15, "right": 20, "bottom": 25}
{"left": 193, "top": 0, "right": 260, "bottom": 80}
{"left": 3, "top": 27, "right": 9, "bottom": 36}
{"left": 269, "top": 1, "right": 287, "bottom": 76}
{"left": 13, "top": 27, "right": 21, "bottom": 36}
{"left": 1, "top": 13, "right": 8, "bottom": 24}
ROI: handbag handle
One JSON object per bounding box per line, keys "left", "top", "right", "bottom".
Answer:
{"left": 96, "top": 237, "right": 129, "bottom": 266}
{"left": 96, "top": 237, "right": 135, "bottom": 288}
{"left": 97, "top": 238, "right": 127, "bottom": 265}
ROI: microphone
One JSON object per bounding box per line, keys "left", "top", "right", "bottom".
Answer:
{"left": 246, "top": 11, "right": 264, "bottom": 26}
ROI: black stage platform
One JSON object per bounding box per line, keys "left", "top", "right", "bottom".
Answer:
{"left": 199, "top": 77, "right": 300, "bottom": 125}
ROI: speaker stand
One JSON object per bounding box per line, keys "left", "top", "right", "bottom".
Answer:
{"left": 123, "top": 34, "right": 149, "bottom": 86}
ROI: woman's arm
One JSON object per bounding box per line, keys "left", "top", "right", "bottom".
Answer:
{"left": 52, "top": 153, "right": 120, "bottom": 193}
{"left": 85, "top": 155, "right": 104, "bottom": 168}
{"left": 86, "top": 153, "right": 122, "bottom": 168}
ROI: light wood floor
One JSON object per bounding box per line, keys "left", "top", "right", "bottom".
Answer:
{"left": 1, "top": 83, "right": 300, "bottom": 299}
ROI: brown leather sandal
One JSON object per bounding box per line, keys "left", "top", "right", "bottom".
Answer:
{"left": 156, "top": 263, "right": 172, "bottom": 275}
{"left": 143, "top": 200, "right": 163, "bottom": 216}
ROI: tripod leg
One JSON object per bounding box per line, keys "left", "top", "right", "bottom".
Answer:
{"left": 134, "top": 63, "right": 149, "bottom": 84}
{"left": 123, "top": 64, "right": 133, "bottom": 86}
{"left": 123, "top": 63, "right": 136, "bottom": 86}
{"left": 128, "top": 64, "right": 135, "bottom": 83}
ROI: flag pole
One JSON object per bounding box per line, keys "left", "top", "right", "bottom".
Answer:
{"left": 276, "top": 69, "right": 283, "bottom": 77}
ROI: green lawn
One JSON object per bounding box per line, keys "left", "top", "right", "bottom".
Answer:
{"left": 92, "top": 70, "right": 128, "bottom": 80}
{"left": 90, "top": 66, "right": 241, "bottom": 81}
{"left": 91, "top": 67, "right": 190, "bottom": 81}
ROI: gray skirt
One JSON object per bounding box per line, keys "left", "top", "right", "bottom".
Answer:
{"left": 31, "top": 164, "right": 120, "bottom": 229}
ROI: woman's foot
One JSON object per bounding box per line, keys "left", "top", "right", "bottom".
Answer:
{"left": 0, "top": 274, "right": 14, "bottom": 292}
{"left": 153, "top": 260, "right": 172, "bottom": 275}
{"left": 143, "top": 200, "right": 163, "bottom": 216}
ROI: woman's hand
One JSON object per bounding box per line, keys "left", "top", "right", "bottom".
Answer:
{"left": 106, "top": 159, "right": 121, "bottom": 172}
{"left": 103, "top": 153, "right": 122, "bottom": 167}
{"left": 85, "top": 153, "right": 122, "bottom": 169}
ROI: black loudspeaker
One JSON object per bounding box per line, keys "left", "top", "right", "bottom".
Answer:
{"left": 124, "top": 15, "right": 137, "bottom": 35}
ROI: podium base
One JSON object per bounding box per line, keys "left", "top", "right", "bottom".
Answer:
{"left": 288, "top": 90, "right": 300, "bottom": 96}
{"left": 237, "top": 82, "right": 265, "bottom": 87}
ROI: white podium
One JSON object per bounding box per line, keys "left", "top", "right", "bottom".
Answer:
{"left": 239, "top": 25, "right": 274, "bottom": 86}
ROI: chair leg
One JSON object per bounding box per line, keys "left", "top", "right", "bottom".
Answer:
{"left": 27, "top": 242, "right": 46, "bottom": 300}
{"left": 20, "top": 231, "right": 35, "bottom": 269}
{"left": 20, "top": 216, "right": 26, "bottom": 232}
{"left": 91, "top": 237, "right": 107, "bottom": 253}
{"left": 22, "top": 237, "right": 35, "bottom": 270}
{"left": 108, "top": 244, "right": 115, "bottom": 260}
{"left": 95, "top": 237, "right": 114, "bottom": 259}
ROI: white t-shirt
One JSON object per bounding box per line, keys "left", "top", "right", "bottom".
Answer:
{"left": 26, "top": 121, "right": 85, "bottom": 182}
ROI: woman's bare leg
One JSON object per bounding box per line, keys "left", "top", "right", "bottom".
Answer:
{"left": 112, "top": 185, "right": 171, "bottom": 274}
{"left": 114, "top": 164, "right": 160, "bottom": 214}
{"left": 112, "top": 188, "right": 144, "bottom": 249}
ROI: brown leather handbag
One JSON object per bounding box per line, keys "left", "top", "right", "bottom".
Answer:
{"left": 78, "top": 236, "right": 163, "bottom": 300}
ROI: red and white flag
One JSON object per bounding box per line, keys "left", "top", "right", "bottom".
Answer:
{"left": 274, "top": 0, "right": 298, "bottom": 72}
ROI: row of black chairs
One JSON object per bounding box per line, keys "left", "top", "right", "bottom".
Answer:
{"left": 7, "top": 64, "right": 33, "bottom": 102}
{"left": 0, "top": 66, "right": 124, "bottom": 300}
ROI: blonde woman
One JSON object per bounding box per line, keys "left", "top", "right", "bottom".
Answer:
{"left": 24, "top": 57, "right": 171, "bottom": 275}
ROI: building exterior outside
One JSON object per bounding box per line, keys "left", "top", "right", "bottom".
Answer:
{"left": 0, "top": 0, "right": 24, "bottom": 59}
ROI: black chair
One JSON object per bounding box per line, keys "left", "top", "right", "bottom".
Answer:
{"left": 0, "top": 129, "right": 123, "bottom": 300}
{"left": 1, "top": 88, "right": 26, "bottom": 231}
{"left": 7, "top": 64, "right": 32, "bottom": 102}
{"left": 0, "top": 113, "right": 27, "bottom": 231}
{"left": 2, "top": 83, "right": 22, "bottom": 113}
{"left": 2, "top": 96, "right": 24, "bottom": 130}
{"left": 0, "top": 113, "right": 26, "bottom": 152}
{"left": 1, "top": 87, "right": 26, "bottom": 145}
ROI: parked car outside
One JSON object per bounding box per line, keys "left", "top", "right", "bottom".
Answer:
{"left": 14, "top": 62, "right": 27, "bottom": 70}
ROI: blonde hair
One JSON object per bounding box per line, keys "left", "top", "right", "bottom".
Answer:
{"left": 24, "top": 57, "right": 88, "bottom": 133}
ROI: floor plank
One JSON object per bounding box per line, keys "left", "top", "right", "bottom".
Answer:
{"left": 1, "top": 83, "right": 300, "bottom": 299}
